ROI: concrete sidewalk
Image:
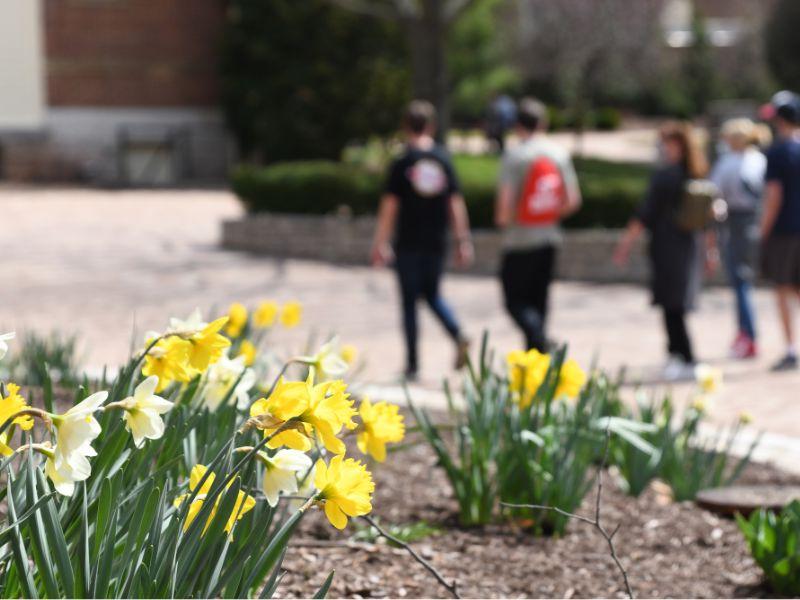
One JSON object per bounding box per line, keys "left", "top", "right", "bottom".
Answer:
{"left": 1, "top": 186, "right": 798, "bottom": 444}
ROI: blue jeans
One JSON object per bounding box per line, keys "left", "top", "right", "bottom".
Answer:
{"left": 721, "top": 212, "right": 758, "bottom": 340}
{"left": 395, "top": 251, "right": 461, "bottom": 372}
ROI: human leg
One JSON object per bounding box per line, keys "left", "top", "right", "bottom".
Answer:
{"left": 395, "top": 252, "right": 421, "bottom": 374}
{"left": 501, "top": 250, "right": 548, "bottom": 351}
{"left": 663, "top": 308, "right": 694, "bottom": 364}
{"left": 421, "top": 254, "right": 462, "bottom": 341}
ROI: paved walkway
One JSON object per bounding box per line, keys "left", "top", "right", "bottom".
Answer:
{"left": 1, "top": 187, "right": 799, "bottom": 445}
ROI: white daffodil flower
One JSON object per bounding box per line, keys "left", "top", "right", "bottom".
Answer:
{"left": 53, "top": 391, "right": 107, "bottom": 470}
{"left": 166, "top": 308, "right": 208, "bottom": 338}
{"left": 0, "top": 332, "right": 15, "bottom": 360}
{"left": 203, "top": 352, "right": 256, "bottom": 410}
{"left": 298, "top": 338, "right": 350, "bottom": 381}
{"left": 45, "top": 446, "right": 91, "bottom": 496}
{"left": 694, "top": 363, "right": 722, "bottom": 395}
{"left": 120, "top": 376, "right": 174, "bottom": 447}
{"left": 259, "top": 449, "right": 313, "bottom": 507}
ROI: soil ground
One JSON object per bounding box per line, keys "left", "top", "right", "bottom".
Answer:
{"left": 281, "top": 414, "right": 799, "bottom": 599}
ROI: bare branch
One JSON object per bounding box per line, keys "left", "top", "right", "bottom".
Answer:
{"left": 501, "top": 429, "right": 635, "bottom": 599}
{"left": 361, "top": 514, "right": 461, "bottom": 599}
{"left": 327, "top": 0, "right": 399, "bottom": 19}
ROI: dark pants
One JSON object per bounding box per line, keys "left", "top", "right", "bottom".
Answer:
{"left": 663, "top": 308, "right": 694, "bottom": 364}
{"left": 500, "top": 245, "right": 556, "bottom": 352}
{"left": 395, "top": 251, "right": 461, "bottom": 372}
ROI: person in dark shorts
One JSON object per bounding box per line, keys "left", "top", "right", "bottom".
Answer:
{"left": 371, "top": 100, "right": 473, "bottom": 380}
{"left": 759, "top": 91, "right": 800, "bottom": 371}
{"left": 494, "top": 98, "right": 582, "bottom": 351}
{"left": 614, "top": 122, "right": 715, "bottom": 380}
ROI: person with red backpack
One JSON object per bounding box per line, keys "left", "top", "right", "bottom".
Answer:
{"left": 494, "top": 98, "right": 582, "bottom": 351}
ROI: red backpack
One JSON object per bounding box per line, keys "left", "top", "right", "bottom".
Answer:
{"left": 515, "top": 156, "right": 565, "bottom": 226}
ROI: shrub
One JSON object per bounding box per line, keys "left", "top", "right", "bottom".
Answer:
{"left": 737, "top": 501, "right": 800, "bottom": 595}
{"left": 231, "top": 155, "right": 649, "bottom": 230}
{"left": 593, "top": 107, "right": 622, "bottom": 131}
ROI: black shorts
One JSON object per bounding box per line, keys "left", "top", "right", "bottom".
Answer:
{"left": 761, "top": 234, "right": 800, "bottom": 286}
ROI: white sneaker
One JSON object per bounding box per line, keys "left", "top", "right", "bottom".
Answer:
{"left": 662, "top": 356, "right": 695, "bottom": 382}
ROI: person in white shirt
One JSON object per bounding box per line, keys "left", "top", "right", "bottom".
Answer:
{"left": 710, "top": 118, "right": 770, "bottom": 358}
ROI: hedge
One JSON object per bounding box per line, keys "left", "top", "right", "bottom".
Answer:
{"left": 231, "top": 155, "right": 650, "bottom": 230}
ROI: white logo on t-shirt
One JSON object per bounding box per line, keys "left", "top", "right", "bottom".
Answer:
{"left": 408, "top": 159, "right": 447, "bottom": 197}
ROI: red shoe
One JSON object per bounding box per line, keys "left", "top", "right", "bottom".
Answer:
{"left": 731, "top": 334, "right": 757, "bottom": 359}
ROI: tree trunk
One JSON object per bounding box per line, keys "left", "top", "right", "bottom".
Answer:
{"left": 404, "top": 0, "right": 450, "bottom": 141}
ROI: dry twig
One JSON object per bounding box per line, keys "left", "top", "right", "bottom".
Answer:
{"left": 502, "top": 430, "right": 635, "bottom": 599}
{"left": 360, "top": 514, "right": 460, "bottom": 599}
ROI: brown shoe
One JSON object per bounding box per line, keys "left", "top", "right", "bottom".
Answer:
{"left": 454, "top": 338, "right": 470, "bottom": 370}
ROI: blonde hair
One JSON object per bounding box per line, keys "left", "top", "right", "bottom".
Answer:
{"left": 721, "top": 118, "right": 772, "bottom": 149}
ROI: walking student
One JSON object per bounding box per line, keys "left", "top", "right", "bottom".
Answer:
{"left": 494, "top": 97, "right": 582, "bottom": 352}
{"left": 710, "top": 118, "right": 769, "bottom": 359}
{"left": 371, "top": 100, "right": 473, "bottom": 381}
{"left": 759, "top": 91, "right": 800, "bottom": 371}
{"left": 614, "top": 122, "right": 715, "bottom": 380}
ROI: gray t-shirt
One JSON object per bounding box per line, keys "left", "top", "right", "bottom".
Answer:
{"left": 499, "top": 137, "right": 579, "bottom": 250}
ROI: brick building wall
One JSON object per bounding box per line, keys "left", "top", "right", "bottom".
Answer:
{"left": 44, "top": 0, "right": 225, "bottom": 107}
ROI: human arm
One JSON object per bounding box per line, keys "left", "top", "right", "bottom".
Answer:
{"left": 560, "top": 157, "right": 582, "bottom": 218}
{"left": 371, "top": 194, "right": 398, "bottom": 267}
{"left": 494, "top": 182, "right": 515, "bottom": 228}
{"left": 613, "top": 218, "right": 644, "bottom": 267}
{"left": 760, "top": 181, "right": 783, "bottom": 239}
{"left": 449, "top": 193, "right": 474, "bottom": 268}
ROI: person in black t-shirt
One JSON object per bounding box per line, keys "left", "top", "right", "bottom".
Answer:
{"left": 371, "top": 100, "right": 474, "bottom": 380}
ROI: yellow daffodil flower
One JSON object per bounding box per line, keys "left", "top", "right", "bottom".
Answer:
{"left": 691, "top": 396, "right": 709, "bottom": 413}
{"left": 695, "top": 364, "right": 722, "bottom": 395}
{"left": 186, "top": 317, "right": 231, "bottom": 372}
{"left": 554, "top": 359, "right": 587, "bottom": 400}
{"left": 237, "top": 340, "right": 257, "bottom": 367}
{"left": 356, "top": 398, "right": 405, "bottom": 462}
{"left": 0, "top": 331, "right": 15, "bottom": 360}
{"left": 506, "top": 349, "right": 551, "bottom": 409}
{"left": 118, "top": 376, "right": 174, "bottom": 447}
{"left": 253, "top": 301, "right": 279, "bottom": 328}
{"left": 142, "top": 337, "right": 193, "bottom": 391}
{"left": 173, "top": 464, "right": 256, "bottom": 535}
{"left": 258, "top": 448, "right": 313, "bottom": 507}
{"left": 314, "top": 455, "right": 374, "bottom": 529}
{"left": 280, "top": 301, "right": 303, "bottom": 328}
{"left": 738, "top": 411, "right": 753, "bottom": 425}
{"left": 249, "top": 373, "right": 356, "bottom": 454}
{"left": 225, "top": 303, "right": 248, "bottom": 338}
{"left": 0, "top": 383, "right": 34, "bottom": 456}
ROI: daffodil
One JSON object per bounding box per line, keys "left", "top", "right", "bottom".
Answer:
{"left": 237, "top": 340, "right": 257, "bottom": 367}
{"left": 297, "top": 338, "right": 349, "bottom": 380}
{"left": 507, "top": 349, "right": 551, "bottom": 409}
{"left": 280, "top": 302, "right": 302, "bottom": 328}
{"left": 738, "top": 411, "right": 753, "bottom": 425}
{"left": 186, "top": 317, "right": 231, "bottom": 372}
{"left": 0, "top": 331, "right": 15, "bottom": 360}
{"left": 52, "top": 391, "right": 107, "bottom": 471}
{"left": 554, "top": 359, "right": 587, "bottom": 400}
{"left": 202, "top": 352, "right": 255, "bottom": 410}
{"left": 258, "top": 449, "right": 313, "bottom": 507}
{"left": 253, "top": 300, "right": 279, "bottom": 328}
{"left": 695, "top": 364, "right": 722, "bottom": 395}
{"left": 117, "top": 376, "right": 174, "bottom": 447}
{"left": 225, "top": 303, "right": 248, "bottom": 337}
{"left": 0, "top": 383, "right": 34, "bottom": 456}
{"left": 290, "top": 462, "right": 317, "bottom": 511}
{"left": 166, "top": 308, "right": 208, "bottom": 338}
{"left": 356, "top": 398, "right": 405, "bottom": 462}
{"left": 249, "top": 373, "right": 356, "bottom": 454}
{"left": 341, "top": 344, "right": 358, "bottom": 365}
{"left": 45, "top": 444, "right": 91, "bottom": 496}
{"left": 173, "top": 464, "right": 256, "bottom": 535}
{"left": 691, "top": 396, "right": 709, "bottom": 413}
{"left": 142, "top": 337, "right": 193, "bottom": 391}
{"left": 314, "top": 455, "right": 374, "bottom": 529}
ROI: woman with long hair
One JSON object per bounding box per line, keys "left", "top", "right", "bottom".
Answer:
{"left": 710, "top": 118, "right": 770, "bottom": 358}
{"left": 614, "top": 122, "right": 715, "bottom": 380}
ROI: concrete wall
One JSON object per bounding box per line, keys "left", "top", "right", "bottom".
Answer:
{"left": 0, "top": 0, "right": 46, "bottom": 131}
{"left": 221, "top": 213, "right": 671, "bottom": 285}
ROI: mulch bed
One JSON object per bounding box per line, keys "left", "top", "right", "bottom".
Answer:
{"left": 281, "top": 415, "right": 800, "bottom": 599}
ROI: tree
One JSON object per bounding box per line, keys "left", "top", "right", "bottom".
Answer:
{"left": 682, "top": 10, "right": 717, "bottom": 115}
{"left": 765, "top": 0, "right": 800, "bottom": 92}
{"left": 219, "top": 0, "right": 409, "bottom": 162}
{"left": 329, "top": 0, "right": 479, "bottom": 136}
